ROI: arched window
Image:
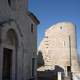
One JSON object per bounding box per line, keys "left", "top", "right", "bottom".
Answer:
{"left": 6, "top": 29, "right": 18, "bottom": 47}
{"left": 8, "top": 0, "right": 16, "bottom": 10}
{"left": 8, "top": 0, "right": 11, "bottom": 6}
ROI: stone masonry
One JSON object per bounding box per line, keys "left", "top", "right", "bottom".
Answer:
{"left": 38, "top": 22, "right": 80, "bottom": 77}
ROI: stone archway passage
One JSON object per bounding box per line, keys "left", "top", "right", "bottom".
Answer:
{"left": 2, "top": 48, "right": 13, "bottom": 80}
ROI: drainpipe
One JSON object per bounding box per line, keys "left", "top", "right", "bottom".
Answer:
{"left": 69, "top": 35, "right": 73, "bottom": 80}
{"left": 69, "top": 35, "right": 72, "bottom": 68}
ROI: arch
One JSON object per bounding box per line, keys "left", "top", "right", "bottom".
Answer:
{"left": 2, "top": 29, "right": 18, "bottom": 80}
{"left": 5, "top": 29, "right": 18, "bottom": 47}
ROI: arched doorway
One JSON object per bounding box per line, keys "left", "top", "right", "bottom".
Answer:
{"left": 2, "top": 29, "right": 18, "bottom": 80}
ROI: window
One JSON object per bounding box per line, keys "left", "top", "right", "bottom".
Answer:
{"left": 67, "top": 66, "right": 71, "bottom": 76}
{"left": 8, "top": 0, "right": 16, "bottom": 10}
{"left": 31, "top": 24, "right": 34, "bottom": 33}
{"left": 46, "top": 47, "right": 48, "bottom": 48}
{"left": 67, "top": 66, "right": 71, "bottom": 72}
{"left": 60, "top": 26, "right": 62, "bottom": 29}
{"left": 8, "top": 0, "right": 11, "bottom": 6}
{"left": 45, "top": 36, "right": 48, "bottom": 38}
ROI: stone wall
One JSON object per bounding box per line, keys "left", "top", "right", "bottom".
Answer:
{"left": 38, "top": 22, "right": 80, "bottom": 74}
{"left": 0, "top": 0, "right": 39, "bottom": 80}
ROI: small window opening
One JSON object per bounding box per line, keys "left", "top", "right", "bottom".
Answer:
{"left": 46, "top": 47, "right": 48, "bottom": 48}
{"left": 31, "top": 24, "right": 34, "bottom": 33}
{"left": 67, "top": 66, "right": 72, "bottom": 77}
{"left": 67, "top": 66, "right": 71, "bottom": 72}
{"left": 60, "top": 26, "right": 62, "bottom": 29}
{"left": 8, "top": 0, "right": 11, "bottom": 6}
{"left": 45, "top": 36, "right": 48, "bottom": 38}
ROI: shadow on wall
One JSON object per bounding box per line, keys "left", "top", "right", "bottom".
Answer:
{"left": 37, "top": 51, "right": 44, "bottom": 68}
{"left": 78, "top": 54, "right": 80, "bottom": 66}
{"left": 37, "top": 65, "right": 64, "bottom": 80}
{"left": 37, "top": 51, "right": 65, "bottom": 80}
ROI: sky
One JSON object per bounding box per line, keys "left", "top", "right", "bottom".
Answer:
{"left": 29, "top": 0, "right": 80, "bottom": 54}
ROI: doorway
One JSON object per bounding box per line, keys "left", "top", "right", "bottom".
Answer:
{"left": 2, "top": 48, "right": 13, "bottom": 80}
{"left": 67, "top": 66, "right": 71, "bottom": 76}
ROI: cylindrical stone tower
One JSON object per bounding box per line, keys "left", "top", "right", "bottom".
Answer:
{"left": 38, "top": 22, "right": 80, "bottom": 75}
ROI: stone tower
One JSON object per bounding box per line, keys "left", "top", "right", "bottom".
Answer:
{"left": 38, "top": 22, "right": 80, "bottom": 76}
{"left": 0, "top": 0, "right": 39, "bottom": 80}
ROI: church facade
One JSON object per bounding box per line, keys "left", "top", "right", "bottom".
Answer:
{"left": 38, "top": 22, "right": 80, "bottom": 77}
{"left": 0, "top": 0, "right": 39, "bottom": 80}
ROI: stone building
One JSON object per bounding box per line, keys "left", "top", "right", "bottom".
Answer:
{"left": 38, "top": 22, "right": 80, "bottom": 77}
{"left": 0, "top": 0, "right": 39, "bottom": 80}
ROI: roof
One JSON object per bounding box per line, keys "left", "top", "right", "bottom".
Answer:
{"left": 27, "top": 11, "right": 40, "bottom": 25}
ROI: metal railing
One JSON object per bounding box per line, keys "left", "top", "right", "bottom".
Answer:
{"left": 58, "top": 72, "right": 80, "bottom": 80}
